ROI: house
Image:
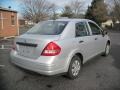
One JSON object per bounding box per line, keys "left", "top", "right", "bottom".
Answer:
{"left": 0, "top": 7, "right": 19, "bottom": 39}
{"left": 115, "top": 20, "right": 120, "bottom": 24}
{"left": 19, "top": 18, "right": 35, "bottom": 26}
{"left": 101, "top": 19, "right": 113, "bottom": 28}
{"left": 25, "top": 20, "right": 35, "bottom": 25}
{"left": 19, "top": 19, "right": 26, "bottom": 26}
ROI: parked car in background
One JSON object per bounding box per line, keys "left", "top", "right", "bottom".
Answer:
{"left": 10, "top": 19, "right": 110, "bottom": 79}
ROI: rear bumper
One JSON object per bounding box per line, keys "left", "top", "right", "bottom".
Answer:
{"left": 10, "top": 51, "right": 66, "bottom": 75}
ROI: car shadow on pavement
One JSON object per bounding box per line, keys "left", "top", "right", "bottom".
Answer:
{"left": 8, "top": 51, "right": 115, "bottom": 90}
{"left": 10, "top": 62, "right": 70, "bottom": 89}
{"left": 10, "top": 54, "right": 102, "bottom": 81}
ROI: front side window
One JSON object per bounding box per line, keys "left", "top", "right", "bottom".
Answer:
{"left": 26, "top": 21, "right": 68, "bottom": 35}
{"left": 75, "top": 22, "right": 88, "bottom": 37}
{"left": 88, "top": 22, "right": 101, "bottom": 35}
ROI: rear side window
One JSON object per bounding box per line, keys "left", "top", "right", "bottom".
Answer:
{"left": 88, "top": 22, "right": 101, "bottom": 35}
{"left": 75, "top": 22, "right": 89, "bottom": 37}
{"left": 26, "top": 21, "right": 68, "bottom": 35}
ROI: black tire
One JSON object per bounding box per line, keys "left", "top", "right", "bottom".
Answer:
{"left": 67, "top": 55, "right": 82, "bottom": 79}
{"left": 103, "top": 43, "right": 110, "bottom": 56}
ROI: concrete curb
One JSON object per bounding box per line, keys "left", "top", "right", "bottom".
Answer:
{"left": 0, "top": 45, "right": 12, "bottom": 49}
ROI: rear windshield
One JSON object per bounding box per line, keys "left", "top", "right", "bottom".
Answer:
{"left": 26, "top": 21, "right": 68, "bottom": 35}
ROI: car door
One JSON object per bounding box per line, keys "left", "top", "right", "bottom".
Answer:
{"left": 75, "top": 22, "right": 96, "bottom": 62}
{"left": 88, "top": 22, "right": 106, "bottom": 55}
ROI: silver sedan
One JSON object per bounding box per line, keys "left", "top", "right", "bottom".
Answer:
{"left": 10, "top": 19, "right": 110, "bottom": 79}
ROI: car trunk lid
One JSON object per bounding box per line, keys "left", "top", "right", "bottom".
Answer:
{"left": 15, "top": 34, "right": 60, "bottom": 59}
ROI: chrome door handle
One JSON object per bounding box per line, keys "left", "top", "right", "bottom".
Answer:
{"left": 79, "top": 41, "right": 84, "bottom": 43}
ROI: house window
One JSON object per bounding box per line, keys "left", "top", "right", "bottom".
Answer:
{"left": 11, "top": 15, "right": 15, "bottom": 25}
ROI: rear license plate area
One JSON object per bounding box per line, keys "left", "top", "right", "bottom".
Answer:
{"left": 18, "top": 45, "right": 35, "bottom": 57}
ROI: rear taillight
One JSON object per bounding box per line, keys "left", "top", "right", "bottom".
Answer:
{"left": 41, "top": 42, "right": 61, "bottom": 56}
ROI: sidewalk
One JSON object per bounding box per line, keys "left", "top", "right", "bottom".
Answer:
{"left": 0, "top": 38, "right": 14, "bottom": 49}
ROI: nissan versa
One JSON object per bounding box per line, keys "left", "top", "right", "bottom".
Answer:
{"left": 10, "top": 19, "right": 110, "bottom": 79}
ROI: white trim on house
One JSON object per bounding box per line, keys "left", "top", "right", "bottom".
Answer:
{"left": 3, "top": 36, "right": 16, "bottom": 39}
{"left": 101, "top": 19, "right": 113, "bottom": 28}
{"left": 16, "top": 15, "right": 19, "bottom": 36}
{"left": 0, "top": 12, "right": 4, "bottom": 30}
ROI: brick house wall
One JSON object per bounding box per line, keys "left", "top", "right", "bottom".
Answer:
{"left": 0, "top": 8, "right": 19, "bottom": 38}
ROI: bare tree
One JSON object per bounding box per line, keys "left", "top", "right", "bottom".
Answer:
{"left": 21, "top": 0, "right": 55, "bottom": 23}
{"left": 113, "top": 0, "right": 120, "bottom": 21}
{"left": 49, "top": 4, "right": 58, "bottom": 20}
{"left": 108, "top": 0, "right": 120, "bottom": 25}
{"left": 70, "top": 0, "right": 84, "bottom": 18}
{"left": 61, "top": 0, "right": 84, "bottom": 18}
{"left": 61, "top": 5, "right": 74, "bottom": 18}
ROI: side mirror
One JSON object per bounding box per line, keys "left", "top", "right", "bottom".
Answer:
{"left": 102, "top": 30, "right": 108, "bottom": 36}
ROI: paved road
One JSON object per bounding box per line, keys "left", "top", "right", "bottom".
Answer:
{"left": 0, "top": 31, "right": 120, "bottom": 90}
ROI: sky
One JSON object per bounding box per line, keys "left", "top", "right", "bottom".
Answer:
{"left": 0, "top": 0, "right": 92, "bottom": 17}
{"left": 0, "top": 0, "right": 21, "bottom": 11}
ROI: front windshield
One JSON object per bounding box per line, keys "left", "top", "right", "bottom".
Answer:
{"left": 26, "top": 21, "right": 68, "bottom": 35}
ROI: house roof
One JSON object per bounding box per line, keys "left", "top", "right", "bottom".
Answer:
{"left": 0, "top": 7, "right": 17, "bottom": 13}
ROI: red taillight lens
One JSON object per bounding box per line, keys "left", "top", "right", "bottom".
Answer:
{"left": 41, "top": 42, "right": 61, "bottom": 56}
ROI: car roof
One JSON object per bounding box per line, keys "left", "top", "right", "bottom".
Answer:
{"left": 55, "top": 18, "right": 93, "bottom": 22}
